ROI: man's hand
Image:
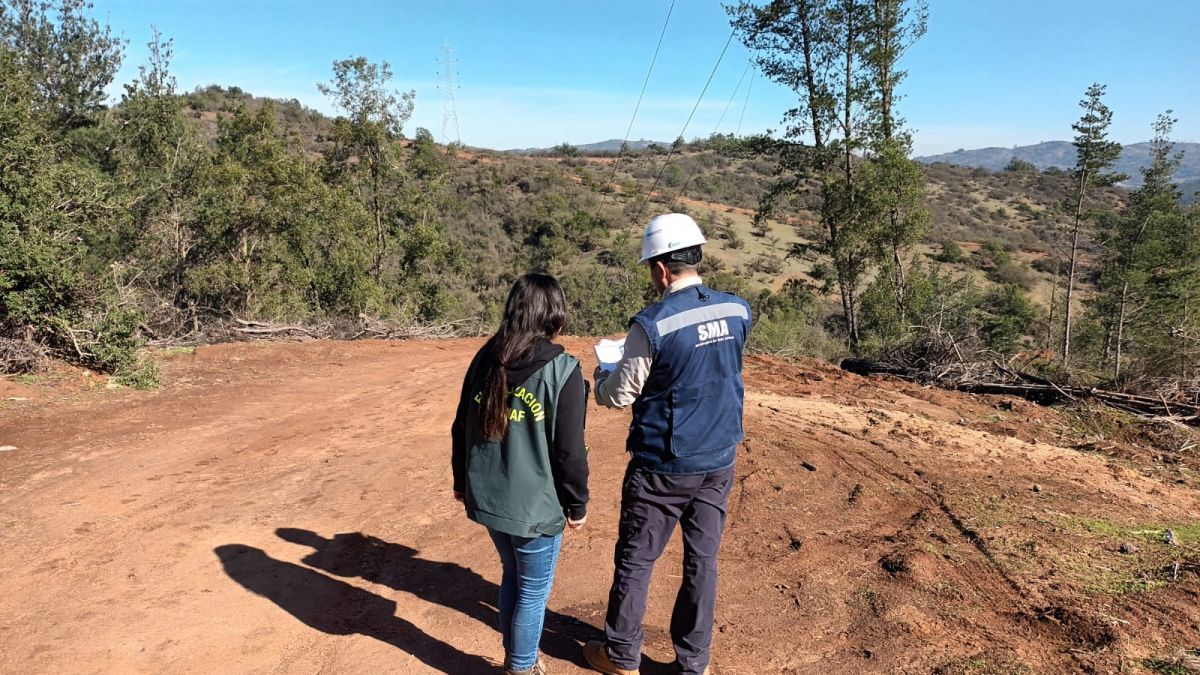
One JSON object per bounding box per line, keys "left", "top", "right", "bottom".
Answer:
{"left": 567, "top": 516, "right": 587, "bottom": 530}
{"left": 453, "top": 490, "right": 465, "bottom": 503}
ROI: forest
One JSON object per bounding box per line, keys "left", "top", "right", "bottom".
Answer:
{"left": 2, "top": 0, "right": 1198, "bottom": 400}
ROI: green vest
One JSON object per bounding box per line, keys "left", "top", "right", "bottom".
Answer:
{"left": 462, "top": 352, "right": 579, "bottom": 537}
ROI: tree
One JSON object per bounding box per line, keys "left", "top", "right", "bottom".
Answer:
{"left": 0, "top": 45, "right": 147, "bottom": 379}
{"left": 937, "top": 240, "right": 964, "bottom": 263}
{"left": 188, "top": 102, "right": 378, "bottom": 318}
{"left": 732, "top": 0, "right": 853, "bottom": 344}
{"left": 112, "top": 29, "right": 208, "bottom": 315}
{"left": 977, "top": 284, "right": 1039, "bottom": 354}
{"left": 0, "top": 0, "right": 125, "bottom": 130}
{"left": 318, "top": 57, "right": 415, "bottom": 280}
{"left": 1061, "top": 83, "right": 1123, "bottom": 364}
{"left": 1090, "top": 112, "right": 1200, "bottom": 384}
{"left": 1091, "top": 113, "right": 1180, "bottom": 378}
{"left": 551, "top": 142, "right": 579, "bottom": 157}
{"left": 1004, "top": 157, "right": 1037, "bottom": 173}
{"left": 730, "top": 0, "right": 928, "bottom": 352}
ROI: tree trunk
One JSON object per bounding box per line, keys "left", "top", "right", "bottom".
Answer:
{"left": 1045, "top": 258, "right": 1060, "bottom": 351}
{"left": 874, "top": 1, "right": 906, "bottom": 312}
{"left": 874, "top": 0, "right": 895, "bottom": 141}
{"left": 372, "top": 164, "right": 384, "bottom": 281}
{"left": 891, "top": 228, "right": 907, "bottom": 309}
{"left": 1062, "top": 175, "right": 1088, "bottom": 363}
{"left": 839, "top": 270, "right": 860, "bottom": 346}
{"left": 799, "top": 11, "right": 824, "bottom": 153}
{"left": 1114, "top": 280, "right": 1129, "bottom": 379}
{"left": 173, "top": 212, "right": 186, "bottom": 306}
{"left": 840, "top": 3, "right": 859, "bottom": 349}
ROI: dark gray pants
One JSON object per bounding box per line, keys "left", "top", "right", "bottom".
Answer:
{"left": 603, "top": 464, "right": 735, "bottom": 674}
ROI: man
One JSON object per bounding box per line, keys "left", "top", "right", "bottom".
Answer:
{"left": 584, "top": 213, "right": 751, "bottom": 675}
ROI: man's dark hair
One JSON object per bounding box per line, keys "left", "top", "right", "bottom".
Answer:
{"left": 651, "top": 245, "right": 702, "bottom": 274}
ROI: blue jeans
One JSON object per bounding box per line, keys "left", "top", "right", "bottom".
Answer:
{"left": 487, "top": 528, "right": 562, "bottom": 671}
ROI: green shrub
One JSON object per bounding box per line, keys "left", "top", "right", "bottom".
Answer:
{"left": 748, "top": 280, "right": 842, "bottom": 359}
{"left": 936, "top": 240, "right": 966, "bottom": 263}
{"left": 976, "top": 284, "right": 1039, "bottom": 353}
{"left": 989, "top": 260, "right": 1037, "bottom": 290}
{"left": 561, "top": 265, "right": 648, "bottom": 336}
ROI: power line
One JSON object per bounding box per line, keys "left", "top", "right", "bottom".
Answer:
{"left": 672, "top": 58, "right": 753, "bottom": 200}
{"left": 629, "top": 28, "right": 737, "bottom": 232}
{"left": 603, "top": 0, "right": 676, "bottom": 191}
{"left": 714, "top": 60, "right": 752, "bottom": 133}
{"left": 735, "top": 66, "right": 755, "bottom": 136}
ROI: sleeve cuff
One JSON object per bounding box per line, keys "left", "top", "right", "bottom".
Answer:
{"left": 566, "top": 504, "right": 587, "bottom": 520}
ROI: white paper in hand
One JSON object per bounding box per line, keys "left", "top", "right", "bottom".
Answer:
{"left": 594, "top": 338, "right": 626, "bottom": 373}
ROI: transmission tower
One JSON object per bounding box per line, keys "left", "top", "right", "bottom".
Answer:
{"left": 437, "top": 43, "right": 461, "bottom": 146}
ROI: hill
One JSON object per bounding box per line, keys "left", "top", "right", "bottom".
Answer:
{"left": 1180, "top": 178, "right": 1200, "bottom": 205}
{"left": 1, "top": 339, "right": 1198, "bottom": 673}
{"left": 178, "top": 86, "right": 1123, "bottom": 322}
{"left": 916, "top": 140, "right": 1200, "bottom": 187}
{"left": 12, "top": 75, "right": 1189, "bottom": 387}
{"left": 504, "top": 138, "right": 674, "bottom": 155}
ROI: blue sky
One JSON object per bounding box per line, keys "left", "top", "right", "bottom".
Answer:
{"left": 97, "top": 0, "right": 1198, "bottom": 155}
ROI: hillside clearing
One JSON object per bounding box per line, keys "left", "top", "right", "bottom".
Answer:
{"left": 1, "top": 340, "right": 1198, "bottom": 673}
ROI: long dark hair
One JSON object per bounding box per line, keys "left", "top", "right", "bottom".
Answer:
{"left": 477, "top": 273, "right": 567, "bottom": 440}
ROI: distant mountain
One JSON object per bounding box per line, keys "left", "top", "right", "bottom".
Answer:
{"left": 504, "top": 138, "right": 673, "bottom": 155}
{"left": 1180, "top": 178, "right": 1200, "bottom": 205}
{"left": 916, "top": 140, "right": 1200, "bottom": 187}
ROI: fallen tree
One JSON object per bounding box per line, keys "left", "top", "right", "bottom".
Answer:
{"left": 841, "top": 358, "right": 1200, "bottom": 425}
{"left": 219, "top": 315, "right": 483, "bottom": 343}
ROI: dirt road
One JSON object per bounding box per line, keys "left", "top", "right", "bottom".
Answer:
{"left": 1, "top": 339, "right": 1198, "bottom": 674}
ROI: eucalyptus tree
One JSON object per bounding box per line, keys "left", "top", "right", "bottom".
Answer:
{"left": 318, "top": 57, "right": 415, "bottom": 280}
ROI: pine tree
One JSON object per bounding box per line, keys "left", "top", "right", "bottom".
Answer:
{"left": 861, "top": 0, "right": 930, "bottom": 340}
{"left": 112, "top": 29, "right": 208, "bottom": 313}
{"left": 1062, "top": 83, "right": 1123, "bottom": 364}
{"left": 1093, "top": 113, "right": 1181, "bottom": 379}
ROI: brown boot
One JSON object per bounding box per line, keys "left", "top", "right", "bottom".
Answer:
{"left": 582, "top": 641, "right": 639, "bottom": 675}
{"left": 504, "top": 657, "right": 547, "bottom": 675}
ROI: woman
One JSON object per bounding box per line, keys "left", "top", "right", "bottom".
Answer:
{"left": 451, "top": 273, "right": 589, "bottom": 675}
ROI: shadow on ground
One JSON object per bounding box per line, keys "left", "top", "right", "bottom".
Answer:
{"left": 214, "top": 543, "right": 493, "bottom": 672}
{"left": 215, "top": 528, "right": 681, "bottom": 673}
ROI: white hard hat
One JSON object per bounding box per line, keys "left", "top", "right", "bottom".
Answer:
{"left": 640, "top": 213, "right": 707, "bottom": 263}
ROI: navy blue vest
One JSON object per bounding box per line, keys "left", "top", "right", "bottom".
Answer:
{"left": 628, "top": 284, "right": 752, "bottom": 474}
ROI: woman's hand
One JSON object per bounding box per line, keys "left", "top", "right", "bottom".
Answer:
{"left": 567, "top": 516, "right": 586, "bottom": 530}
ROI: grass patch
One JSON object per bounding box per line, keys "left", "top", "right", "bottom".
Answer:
{"left": 157, "top": 346, "right": 196, "bottom": 356}
{"left": 1048, "top": 515, "right": 1200, "bottom": 596}
{"left": 1143, "top": 649, "right": 1200, "bottom": 675}
{"left": 933, "top": 650, "right": 1033, "bottom": 675}
{"left": 1061, "top": 403, "right": 1131, "bottom": 441}
{"left": 1103, "top": 577, "right": 1167, "bottom": 594}
{"left": 1072, "top": 517, "right": 1200, "bottom": 545}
